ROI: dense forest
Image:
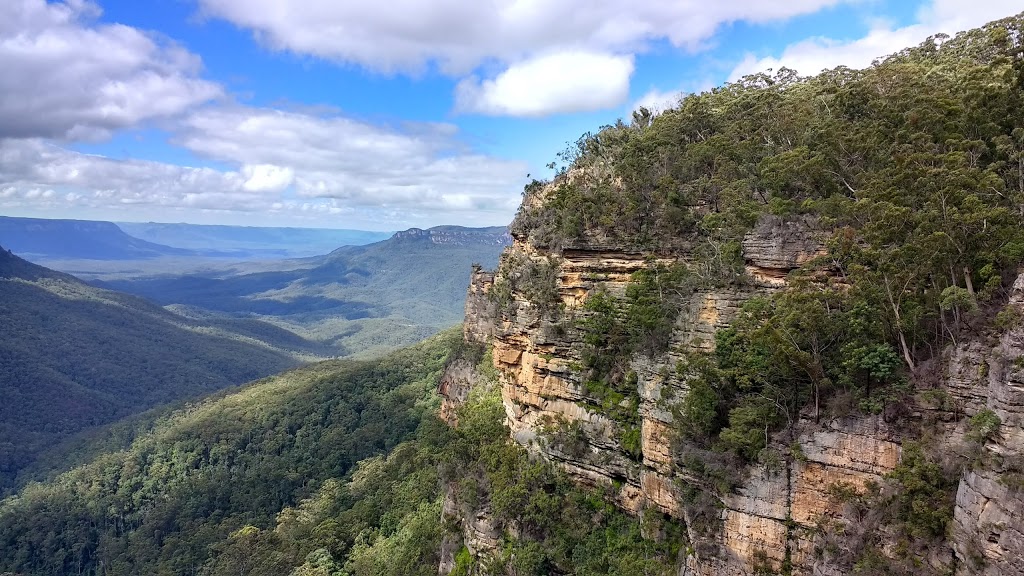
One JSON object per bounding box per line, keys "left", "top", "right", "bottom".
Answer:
{"left": 0, "top": 331, "right": 680, "bottom": 575}
{"left": 0, "top": 248, "right": 303, "bottom": 493}
{"left": 512, "top": 13, "right": 1024, "bottom": 461}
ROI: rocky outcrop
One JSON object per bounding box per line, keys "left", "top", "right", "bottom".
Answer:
{"left": 717, "top": 416, "right": 902, "bottom": 574}
{"left": 439, "top": 185, "right": 1024, "bottom": 575}
{"left": 741, "top": 214, "right": 827, "bottom": 285}
{"left": 390, "top": 225, "right": 511, "bottom": 246}
{"left": 438, "top": 482, "right": 503, "bottom": 574}
{"left": 463, "top": 265, "right": 497, "bottom": 344}
{"left": 441, "top": 207, "right": 893, "bottom": 574}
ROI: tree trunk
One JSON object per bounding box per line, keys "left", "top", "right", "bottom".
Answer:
{"left": 898, "top": 330, "right": 916, "bottom": 371}
{"left": 963, "top": 266, "right": 975, "bottom": 296}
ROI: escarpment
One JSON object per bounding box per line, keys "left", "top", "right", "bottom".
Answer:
{"left": 438, "top": 14, "right": 1024, "bottom": 575}
{"left": 443, "top": 201, "right": 1024, "bottom": 575}
{"left": 445, "top": 200, "right": 906, "bottom": 574}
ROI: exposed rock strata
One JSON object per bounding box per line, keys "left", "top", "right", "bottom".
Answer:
{"left": 947, "top": 274, "right": 1024, "bottom": 575}
{"left": 439, "top": 200, "right": 1024, "bottom": 575}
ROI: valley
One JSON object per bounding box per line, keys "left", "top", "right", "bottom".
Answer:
{"left": 3, "top": 6, "right": 1024, "bottom": 576}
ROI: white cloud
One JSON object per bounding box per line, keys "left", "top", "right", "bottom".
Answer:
{"left": 195, "top": 0, "right": 854, "bottom": 73}
{"left": 0, "top": 107, "right": 529, "bottom": 228}
{"left": 174, "top": 106, "right": 526, "bottom": 212}
{"left": 0, "top": 0, "right": 221, "bottom": 140}
{"left": 631, "top": 88, "right": 685, "bottom": 116}
{"left": 194, "top": 0, "right": 855, "bottom": 116}
{"left": 242, "top": 164, "right": 294, "bottom": 193}
{"left": 456, "top": 51, "right": 634, "bottom": 116}
{"left": 729, "top": 0, "right": 1024, "bottom": 80}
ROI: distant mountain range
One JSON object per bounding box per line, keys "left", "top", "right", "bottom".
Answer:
{"left": 0, "top": 216, "right": 197, "bottom": 260}
{"left": 117, "top": 221, "right": 392, "bottom": 258}
{"left": 0, "top": 216, "right": 392, "bottom": 260}
{"left": 96, "top": 225, "right": 510, "bottom": 357}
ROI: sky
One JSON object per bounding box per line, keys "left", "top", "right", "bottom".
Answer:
{"left": 0, "top": 0, "right": 1022, "bottom": 231}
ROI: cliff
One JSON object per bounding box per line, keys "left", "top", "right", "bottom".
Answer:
{"left": 440, "top": 192, "right": 1024, "bottom": 575}
{"left": 389, "top": 225, "right": 511, "bottom": 246}
{"left": 437, "top": 14, "right": 1024, "bottom": 575}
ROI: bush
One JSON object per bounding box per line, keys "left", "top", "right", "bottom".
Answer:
{"left": 967, "top": 409, "right": 1002, "bottom": 444}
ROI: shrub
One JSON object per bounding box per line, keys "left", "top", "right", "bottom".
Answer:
{"left": 967, "top": 409, "right": 1002, "bottom": 444}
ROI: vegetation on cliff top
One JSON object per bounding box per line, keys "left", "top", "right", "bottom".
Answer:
{"left": 503, "top": 13, "right": 1024, "bottom": 572}
{"left": 511, "top": 12, "right": 1024, "bottom": 453}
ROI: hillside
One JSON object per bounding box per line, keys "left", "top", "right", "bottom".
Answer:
{"left": 0, "top": 216, "right": 197, "bottom": 260}
{"left": 96, "top": 225, "right": 510, "bottom": 357}
{"left": 0, "top": 247, "right": 305, "bottom": 491}
{"left": 0, "top": 331, "right": 679, "bottom": 576}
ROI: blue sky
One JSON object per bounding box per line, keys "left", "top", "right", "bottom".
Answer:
{"left": 0, "top": 0, "right": 1021, "bottom": 231}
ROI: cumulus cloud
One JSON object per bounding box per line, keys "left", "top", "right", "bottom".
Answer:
{"left": 729, "top": 0, "right": 1024, "bottom": 80}
{"left": 174, "top": 106, "right": 526, "bottom": 212}
{"left": 242, "top": 164, "right": 295, "bottom": 193}
{"left": 0, "top": 0, "right": 221, "bottom": 140}
{"left": 195, "top": 0, "right": 853, "bottom": 72}
{"left": 193, "top": 0, "right": 853, "bottom": 116}
{"left": 456, "top": 51, "right": 633, "bottom": 116}
{"left": 0, "top": 107, "right": 528, "bottom": 227}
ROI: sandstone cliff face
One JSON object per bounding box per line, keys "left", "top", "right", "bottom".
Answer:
{"left": 446, "top": 206, "right": 890, "bottom": 575}
{"left": 440, "top": 196, "right": 1024, "bottom": 574}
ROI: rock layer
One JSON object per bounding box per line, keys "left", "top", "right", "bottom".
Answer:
{"left": 440, "top": 198, "right": 1024, "bottom": 575}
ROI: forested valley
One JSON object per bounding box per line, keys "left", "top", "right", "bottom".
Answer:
{"left": 4, "top": 10, "right": 1024, "bottom": 576}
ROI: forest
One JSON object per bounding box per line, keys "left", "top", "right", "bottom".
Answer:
{"left": 0, "top": 331, "right": 680, "bottom": 575}
{"left": 0, "top": 248, "right": 300, "bottom": 493}
{"left": 4, "top": 11, "right": 1024, "bottom": 576}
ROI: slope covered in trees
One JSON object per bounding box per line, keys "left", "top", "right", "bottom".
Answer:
{"left": 514, "top": 13, "right": 1024, "bottom": 458}
{"left": 0, "top": 247, "right": 302, "bottom": 491}
{"left": 0, "top": 331, "right": 680, "bottom": 576}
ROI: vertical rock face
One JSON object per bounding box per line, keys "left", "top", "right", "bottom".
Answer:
{"left": 443, "top": 207, "right": 899, "bottom": 574}
{"left": 463, "top": 265, "right": 497, "bottom": 344}
{"left": 741, "top": 214, "right": 828, "bottom": 285}
{"left": 947, "top": 275, "right": 1024, "bottom": 575}
{"left": 439, "top": 188, "right": 1024, "bottom": 575}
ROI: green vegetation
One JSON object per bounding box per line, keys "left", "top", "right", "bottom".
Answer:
{"left": 0, "top": 248, "right": 300, "bottom": 493}
{"left": 0, "top": 331, "right": 455, "bottom": 575}
{"left": 823, "top": 443, "right": 959, "bottom": 574}
{"left": 967, "top": 408, "right": 1002, "bottom": 443}
{"left": 571, "top": 265, "right": 692, "bottom": 453}
{"left": 512, "top": 15, "right": 1024, "bottom": 468}
{"left": 0, "top": 331, "right": 682, "bottom": 575}
{"left": 443, "top": 385, "right": 683, "bottom": 575}
{"left": 489, "top": 252, "right": 562, "bottom": 317}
